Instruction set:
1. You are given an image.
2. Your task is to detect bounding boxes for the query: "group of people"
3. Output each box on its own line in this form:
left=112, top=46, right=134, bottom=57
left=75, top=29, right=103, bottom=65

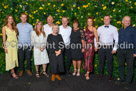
left=2, top=13, right=136, bottom=89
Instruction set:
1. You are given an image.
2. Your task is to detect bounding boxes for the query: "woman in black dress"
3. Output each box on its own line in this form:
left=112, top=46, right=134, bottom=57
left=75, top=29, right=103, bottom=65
left=70, top=19, right=85, bottom=76
left=47, top=24, right=65, bottom=82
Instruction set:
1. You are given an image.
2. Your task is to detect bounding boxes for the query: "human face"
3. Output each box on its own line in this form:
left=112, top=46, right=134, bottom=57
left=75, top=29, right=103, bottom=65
left=53, top=26, right=59, bottom=34
left=62, top=17, right=68, bottom=27
left=104, top=16, right=111, bottom=25
left=37, top=22, right=42, bottom=31
left=8, top=16, right=14, bottom=24
left=122, top=16, right=131, bottom=28
left=47, top=16, right=54, bottom=25
left=20, top=15, right=27, bottom=23
left=87, top=19, right=93, bottom=27
left=73, top=22, right=79, bottom=29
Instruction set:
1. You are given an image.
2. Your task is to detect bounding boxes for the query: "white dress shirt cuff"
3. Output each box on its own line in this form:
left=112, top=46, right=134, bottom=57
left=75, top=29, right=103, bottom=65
left=113, top=46, right=117, bottom=51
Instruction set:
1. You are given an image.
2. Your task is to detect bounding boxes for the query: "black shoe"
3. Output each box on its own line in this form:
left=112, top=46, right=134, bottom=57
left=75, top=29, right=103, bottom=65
left=108, top=76, right=112, bottom=81
left=98, top=74, right=103, bottom=80
left=59, top=72, right=65, bottom=77
left=115, top=80, right=125, bottom=85
left=66, top=71, right=71, bottom=76
left=124, top=83, right=130, bottom=89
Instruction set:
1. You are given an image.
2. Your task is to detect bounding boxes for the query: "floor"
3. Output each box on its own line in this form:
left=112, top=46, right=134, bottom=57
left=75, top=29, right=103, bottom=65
left=0, top=72, right=135, bottom=91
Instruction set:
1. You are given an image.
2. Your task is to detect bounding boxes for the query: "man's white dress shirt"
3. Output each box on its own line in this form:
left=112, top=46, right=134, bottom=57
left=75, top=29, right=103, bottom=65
left=43, top=24, right=53, bottom=40
left=97, top=24, right=118, bottom=51
left=59, top=25, right=72, bottom=46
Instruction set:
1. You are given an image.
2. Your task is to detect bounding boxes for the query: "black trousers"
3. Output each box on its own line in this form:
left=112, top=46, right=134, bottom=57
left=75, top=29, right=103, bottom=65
left=98, top=46, right=113, bottom=76
left=117, top=49, right=134, bottom=84
left=64, top=46, right=72, bottom=72
left=18, top=46, right=32, bottom=70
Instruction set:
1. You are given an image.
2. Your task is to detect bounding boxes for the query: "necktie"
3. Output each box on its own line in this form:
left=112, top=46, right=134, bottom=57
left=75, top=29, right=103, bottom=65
left=104, top=26, right=109, bottom=28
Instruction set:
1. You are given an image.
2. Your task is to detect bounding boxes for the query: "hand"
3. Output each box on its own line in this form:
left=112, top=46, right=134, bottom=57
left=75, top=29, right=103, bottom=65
left=95, top=47, right=98, bottom=52
left=55, top=51, right=58, bottom=54
left=133, top=54, right=136, bottom=57
left=4, top=48, right=8, bottom=53
left=111, top=50, right=116, bottom=54
left=40, top=47, right=44, bottom=52
left=55, top=50, right=61, bottom=56
left=82, top=48, right=85, bottom=53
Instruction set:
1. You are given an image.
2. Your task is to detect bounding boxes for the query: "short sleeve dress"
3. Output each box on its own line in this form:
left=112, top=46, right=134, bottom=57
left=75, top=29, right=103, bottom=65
left=70, top=28, right=85, bottom=60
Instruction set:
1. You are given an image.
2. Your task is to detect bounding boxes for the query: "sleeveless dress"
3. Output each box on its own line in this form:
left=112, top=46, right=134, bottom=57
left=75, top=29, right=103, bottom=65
left=70, top=29, right=85, bottom=60
left=5, top=26, right=18, bottom=71
left=83, top=28, right=94, bottom=72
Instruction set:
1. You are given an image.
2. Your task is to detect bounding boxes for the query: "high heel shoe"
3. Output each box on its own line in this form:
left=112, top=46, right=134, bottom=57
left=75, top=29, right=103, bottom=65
left=76, top=69, right=80, bottom=76
left=11, top=72, right=18, bottom=79
left=40, top=71, right=49, bottom=77
left=72, top=69, right=77, bottom=76
left=86, top=72, right=90, bottom=80
left=36, top=71, right=40, bottom=78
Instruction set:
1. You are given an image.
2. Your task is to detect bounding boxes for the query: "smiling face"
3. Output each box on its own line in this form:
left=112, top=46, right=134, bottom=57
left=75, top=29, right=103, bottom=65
left=20, top=14, right=27, bottom=23
left=52, top=25, right=59, bottom=34
left=8, top=16, right=14, bottom=24
left=36, top=22, right=42, bottom=31
left=62, top=17, right=68, bottom=27
left=87, top=19, right=93, bottom=27
left=73, top=22, right=79, bottom=29
left=47, top=16, right=54, bottom=25
left=122, top=16, right=131, bottom=28
left=104, top=16, right=111, bottom=25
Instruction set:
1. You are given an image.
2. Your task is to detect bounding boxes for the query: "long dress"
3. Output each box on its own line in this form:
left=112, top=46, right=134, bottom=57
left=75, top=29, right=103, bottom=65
left=5, top=26, right=18, bottom=71
left=83, top=28, right=95, bottom=72
left=70, top=28, right=85, bottom=60
left=31, top=31, right=49, bottom=65
left=47, top=34, right=65, bottom=74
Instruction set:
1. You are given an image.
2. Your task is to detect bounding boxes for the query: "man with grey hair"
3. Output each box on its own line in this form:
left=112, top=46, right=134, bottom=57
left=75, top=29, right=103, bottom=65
left=43, top=15, right=54, bottom=39
left=115, top=16, right=136, bottom=89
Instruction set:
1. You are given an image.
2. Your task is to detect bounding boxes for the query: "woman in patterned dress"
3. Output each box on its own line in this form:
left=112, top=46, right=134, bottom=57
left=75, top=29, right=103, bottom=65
left=83, top=16, right=99, bottom=80
left=31, top=21, right=49, bottom=78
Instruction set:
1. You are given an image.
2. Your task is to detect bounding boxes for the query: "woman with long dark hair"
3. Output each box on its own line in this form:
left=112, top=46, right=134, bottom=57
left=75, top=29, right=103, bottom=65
left=2, top=15, right=18, bottom=79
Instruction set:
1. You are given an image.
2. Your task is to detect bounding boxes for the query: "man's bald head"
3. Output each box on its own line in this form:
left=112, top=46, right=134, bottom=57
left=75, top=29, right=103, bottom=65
left=122, top=16, right=131, bottom=28
left=47, top=15, right=54, bottom=25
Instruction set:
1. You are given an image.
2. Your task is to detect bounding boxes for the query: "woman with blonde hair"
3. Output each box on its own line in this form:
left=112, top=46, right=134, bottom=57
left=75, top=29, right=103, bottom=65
left=47, top=24, right=65, bottom=82
left=31, top=21, right=49, bottom=78
left=2, top=15, right=18, bottom=79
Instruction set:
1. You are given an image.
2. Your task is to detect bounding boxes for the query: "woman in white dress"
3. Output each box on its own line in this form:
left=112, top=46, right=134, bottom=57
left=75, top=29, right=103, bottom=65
left=31, top=21, right=49, bottom=78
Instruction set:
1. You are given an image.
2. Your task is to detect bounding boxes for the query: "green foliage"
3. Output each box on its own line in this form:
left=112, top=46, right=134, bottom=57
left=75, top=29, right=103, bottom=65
left=0, top=0, right=136, bottom=81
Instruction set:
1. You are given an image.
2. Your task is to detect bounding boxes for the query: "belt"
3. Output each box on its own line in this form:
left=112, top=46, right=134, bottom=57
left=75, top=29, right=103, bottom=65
left=100, top=45, right=113, bottom=47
